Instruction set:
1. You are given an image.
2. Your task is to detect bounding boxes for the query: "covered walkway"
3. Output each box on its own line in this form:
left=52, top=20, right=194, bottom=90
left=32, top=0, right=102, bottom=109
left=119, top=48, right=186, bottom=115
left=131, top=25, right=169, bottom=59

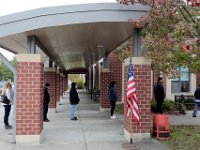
left=0, top=3, right=151, bottom=143
left=0, top=90, right=168, bottom=150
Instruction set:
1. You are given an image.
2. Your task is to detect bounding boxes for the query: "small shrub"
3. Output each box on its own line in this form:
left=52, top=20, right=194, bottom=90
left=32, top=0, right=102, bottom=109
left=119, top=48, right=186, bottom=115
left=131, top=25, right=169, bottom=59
left=115, top=103, right=124, bottom=114
left=162, top=100, right=175, bottom=112
left=72, top=79, right=83, bottom=89
left=151, top=99, right=175, bottom=113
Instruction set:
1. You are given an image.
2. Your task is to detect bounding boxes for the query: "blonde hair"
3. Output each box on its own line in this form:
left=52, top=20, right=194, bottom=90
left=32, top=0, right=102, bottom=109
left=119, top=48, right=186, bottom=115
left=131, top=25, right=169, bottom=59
left=2, top=82, right=11, bottom=94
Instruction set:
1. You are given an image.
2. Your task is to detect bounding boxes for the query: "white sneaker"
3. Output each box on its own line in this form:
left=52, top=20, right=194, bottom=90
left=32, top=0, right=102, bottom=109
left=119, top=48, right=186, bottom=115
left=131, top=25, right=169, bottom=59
left=110, top=115, right=117, bottom=119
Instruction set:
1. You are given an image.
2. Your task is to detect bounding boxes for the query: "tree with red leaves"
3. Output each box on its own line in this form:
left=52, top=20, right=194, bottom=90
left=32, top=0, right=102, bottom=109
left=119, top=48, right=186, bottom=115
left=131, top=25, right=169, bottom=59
left=117, top=0, right=200, bottom=78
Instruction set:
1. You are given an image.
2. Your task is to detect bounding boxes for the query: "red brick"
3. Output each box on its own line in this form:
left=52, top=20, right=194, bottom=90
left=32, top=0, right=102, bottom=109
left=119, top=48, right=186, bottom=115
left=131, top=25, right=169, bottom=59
left=16, top=61, right=43, bottom=135
left=124, top=63, right=152, bottom=134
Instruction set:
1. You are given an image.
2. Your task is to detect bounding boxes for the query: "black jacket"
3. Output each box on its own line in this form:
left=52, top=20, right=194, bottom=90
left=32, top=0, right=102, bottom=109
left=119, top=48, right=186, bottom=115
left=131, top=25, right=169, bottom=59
left=43, top=87, right=50, bottom=104
left=154, top=82, right=165, bottom=101
left=194, top=87, right=200, bottom=99
left=70, top=88, right=80, bottom=105
left=108, top=87, right=117, bottom=102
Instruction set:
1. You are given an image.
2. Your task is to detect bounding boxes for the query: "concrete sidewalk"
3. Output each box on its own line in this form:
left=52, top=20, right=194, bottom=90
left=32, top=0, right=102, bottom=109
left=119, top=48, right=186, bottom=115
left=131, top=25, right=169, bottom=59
left=2, top=91, right=192, bottom=150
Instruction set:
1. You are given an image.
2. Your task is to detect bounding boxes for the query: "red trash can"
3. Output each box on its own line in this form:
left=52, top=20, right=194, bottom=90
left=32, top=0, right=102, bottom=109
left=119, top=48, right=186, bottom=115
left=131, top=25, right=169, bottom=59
left=153, top=114, right=170, bottom=140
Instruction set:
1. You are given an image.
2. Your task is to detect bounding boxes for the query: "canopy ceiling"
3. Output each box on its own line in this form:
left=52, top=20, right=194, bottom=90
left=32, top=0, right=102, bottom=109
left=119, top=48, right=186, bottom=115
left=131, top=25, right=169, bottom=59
left=0, top=3, right=148, bottom=72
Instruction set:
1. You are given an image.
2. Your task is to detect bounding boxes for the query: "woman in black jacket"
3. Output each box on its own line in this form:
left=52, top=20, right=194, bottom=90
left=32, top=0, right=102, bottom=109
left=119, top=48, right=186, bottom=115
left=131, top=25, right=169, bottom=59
left=69, top=82, right=80, bottom=121
left=108, top=81, right=118, bottom=119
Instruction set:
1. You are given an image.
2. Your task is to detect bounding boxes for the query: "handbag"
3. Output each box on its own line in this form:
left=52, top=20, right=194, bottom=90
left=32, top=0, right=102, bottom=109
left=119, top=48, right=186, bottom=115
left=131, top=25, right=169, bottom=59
left=1, top=94, right=10, bottom=104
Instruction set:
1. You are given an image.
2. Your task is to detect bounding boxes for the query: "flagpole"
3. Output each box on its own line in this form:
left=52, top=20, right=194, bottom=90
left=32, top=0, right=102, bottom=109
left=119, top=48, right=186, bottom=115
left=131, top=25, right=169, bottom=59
left=122, top=56, right=141, bottom=149
left=130, top=115, right=133, bottom=144
left=129, top=57, right=133, bottom=144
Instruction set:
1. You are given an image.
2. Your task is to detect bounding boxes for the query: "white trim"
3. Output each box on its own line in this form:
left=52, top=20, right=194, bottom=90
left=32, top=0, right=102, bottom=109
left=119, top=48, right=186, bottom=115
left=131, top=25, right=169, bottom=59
left=99, top=107, right=110, bottom=112
left=16, top=130, right=44, bottom=145
left=0, top=3, right=149, bottom=37
left=124, top=128, right=150, bottom=142
left=16, top=54, right=43, bottom=63
left=166, top=73, right=196, bottom=100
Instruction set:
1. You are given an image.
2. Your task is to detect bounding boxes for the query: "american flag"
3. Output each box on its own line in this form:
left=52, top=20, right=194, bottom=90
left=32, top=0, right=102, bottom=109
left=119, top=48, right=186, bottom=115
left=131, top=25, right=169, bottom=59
left=126, top=59, right=140, bottom=126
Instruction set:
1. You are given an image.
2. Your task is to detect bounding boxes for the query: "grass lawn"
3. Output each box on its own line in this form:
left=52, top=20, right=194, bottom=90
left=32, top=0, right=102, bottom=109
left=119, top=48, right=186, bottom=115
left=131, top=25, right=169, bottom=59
left=114, top=103, right=200, bottom=149
left=161, top=125, right=200, bottom=150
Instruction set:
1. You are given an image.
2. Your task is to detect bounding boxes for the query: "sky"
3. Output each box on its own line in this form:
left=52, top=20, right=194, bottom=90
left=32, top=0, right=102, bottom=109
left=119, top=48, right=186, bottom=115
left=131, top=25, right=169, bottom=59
left=0, top=0, right=116, bottom=60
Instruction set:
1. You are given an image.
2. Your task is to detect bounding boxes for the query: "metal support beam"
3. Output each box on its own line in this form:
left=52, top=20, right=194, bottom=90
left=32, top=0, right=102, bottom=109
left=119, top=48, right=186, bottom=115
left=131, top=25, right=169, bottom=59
left=27, top=36, right=36, bottom=54
left=0, top=52, right=16, bottom=144
left=103, top=54, right=109, bottom=68
left=49, top=60, right=53, bottom=68
left=27, top=35, right=65, bottom=71
left=0, top=53, right=16, bottom=74
left=133, top=28, right=141, bottom=57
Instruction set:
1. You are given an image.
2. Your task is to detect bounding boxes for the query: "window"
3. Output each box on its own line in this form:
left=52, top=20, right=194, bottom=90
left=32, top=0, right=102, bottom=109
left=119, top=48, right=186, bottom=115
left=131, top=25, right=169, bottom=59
left=171, top=67, right=190, bottom=93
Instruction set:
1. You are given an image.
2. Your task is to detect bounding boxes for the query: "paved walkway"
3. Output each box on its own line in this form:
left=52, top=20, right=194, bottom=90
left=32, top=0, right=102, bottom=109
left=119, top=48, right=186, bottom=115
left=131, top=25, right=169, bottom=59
left=0, top=91, right=199, bottom=150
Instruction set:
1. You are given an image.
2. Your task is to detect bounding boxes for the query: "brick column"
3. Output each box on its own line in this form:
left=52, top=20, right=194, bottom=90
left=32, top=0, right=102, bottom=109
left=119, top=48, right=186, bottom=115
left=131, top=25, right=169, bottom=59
left=44, top=68, right=57, bottom=108
left=109, top=52, right=122, bottom=102
left=66, top=75, right=68, bottom=90
left=62, top=75, right=65, bottom=94
left=100, top=68, right=111, bottom=111
left=56, top=72, right=60, bottom=102
left=65, top=74, right=68, bottom=91
left=16, top=54, right=44, bottom=144
left=123, top=57, right=152, bottom=142
left=60, top=73, right=63, bottom=98
left=59, top=74, right=62, bottom=98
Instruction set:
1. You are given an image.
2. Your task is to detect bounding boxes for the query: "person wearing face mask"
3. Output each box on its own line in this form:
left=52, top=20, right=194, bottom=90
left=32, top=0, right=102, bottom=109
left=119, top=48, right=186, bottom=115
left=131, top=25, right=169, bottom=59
left=69, top=82, right=80, bottom=121
left=1, top=81, right=14, bottom=129
left=108, top=81, right=118, bottom=119
left=43, top=82, right=50, bottom=122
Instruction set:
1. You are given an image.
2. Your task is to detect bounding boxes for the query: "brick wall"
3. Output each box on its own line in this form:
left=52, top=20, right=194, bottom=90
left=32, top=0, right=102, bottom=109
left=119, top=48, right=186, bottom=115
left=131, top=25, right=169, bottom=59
left=60, top=74, right=63, bottom=97
left=16, top=55, right=44, bottom=136
left=65, top=74, right=68, bottom=91
left=100, top=70, right=111, bottom=108
left=109, top=52, right=122, bottom=102
left=56, top=73, right=60, bottom=102
left=124, top=59, right=151, bottom=137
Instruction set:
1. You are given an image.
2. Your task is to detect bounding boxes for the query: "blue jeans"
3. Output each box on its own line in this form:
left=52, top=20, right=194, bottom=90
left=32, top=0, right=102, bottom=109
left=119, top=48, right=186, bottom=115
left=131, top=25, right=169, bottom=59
left=70, top=104, right=77, bottom=119
left=193, top=100, right=200, bottom=116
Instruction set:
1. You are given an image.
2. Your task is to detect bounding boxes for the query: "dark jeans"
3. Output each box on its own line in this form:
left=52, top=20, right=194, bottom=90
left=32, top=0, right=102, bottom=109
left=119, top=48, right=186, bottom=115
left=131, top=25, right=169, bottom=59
left=43, top=103, right=49, bottom=120
left=110, top=101, right=116, bottom=116
left=4, top=105, right=11, bottom=126
left=156, top=100, right=164, bottom=114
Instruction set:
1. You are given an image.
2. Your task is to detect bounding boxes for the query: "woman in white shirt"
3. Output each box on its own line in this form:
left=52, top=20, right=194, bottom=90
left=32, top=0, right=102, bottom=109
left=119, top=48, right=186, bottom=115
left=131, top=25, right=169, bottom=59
left=2, top=82, right=14, bottom=129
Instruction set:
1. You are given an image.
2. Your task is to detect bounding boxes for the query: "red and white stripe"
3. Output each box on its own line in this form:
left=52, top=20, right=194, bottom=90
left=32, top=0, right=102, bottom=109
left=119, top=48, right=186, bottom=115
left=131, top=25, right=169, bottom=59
left=126, top=72, right=140, bottom=126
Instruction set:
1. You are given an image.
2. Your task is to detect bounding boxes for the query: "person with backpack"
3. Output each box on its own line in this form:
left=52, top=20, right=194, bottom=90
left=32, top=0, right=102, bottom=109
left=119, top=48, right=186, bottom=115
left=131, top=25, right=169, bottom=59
left=1, top=81, right=14, bottom=129
left=69, top=82, right=80, bottom=121
left=192, top=85, right=200, bottom=117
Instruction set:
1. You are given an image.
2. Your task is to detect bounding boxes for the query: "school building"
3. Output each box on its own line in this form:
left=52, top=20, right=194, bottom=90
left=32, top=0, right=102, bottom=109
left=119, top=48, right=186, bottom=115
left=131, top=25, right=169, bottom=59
left=0, top=2, right=199, bottom=145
